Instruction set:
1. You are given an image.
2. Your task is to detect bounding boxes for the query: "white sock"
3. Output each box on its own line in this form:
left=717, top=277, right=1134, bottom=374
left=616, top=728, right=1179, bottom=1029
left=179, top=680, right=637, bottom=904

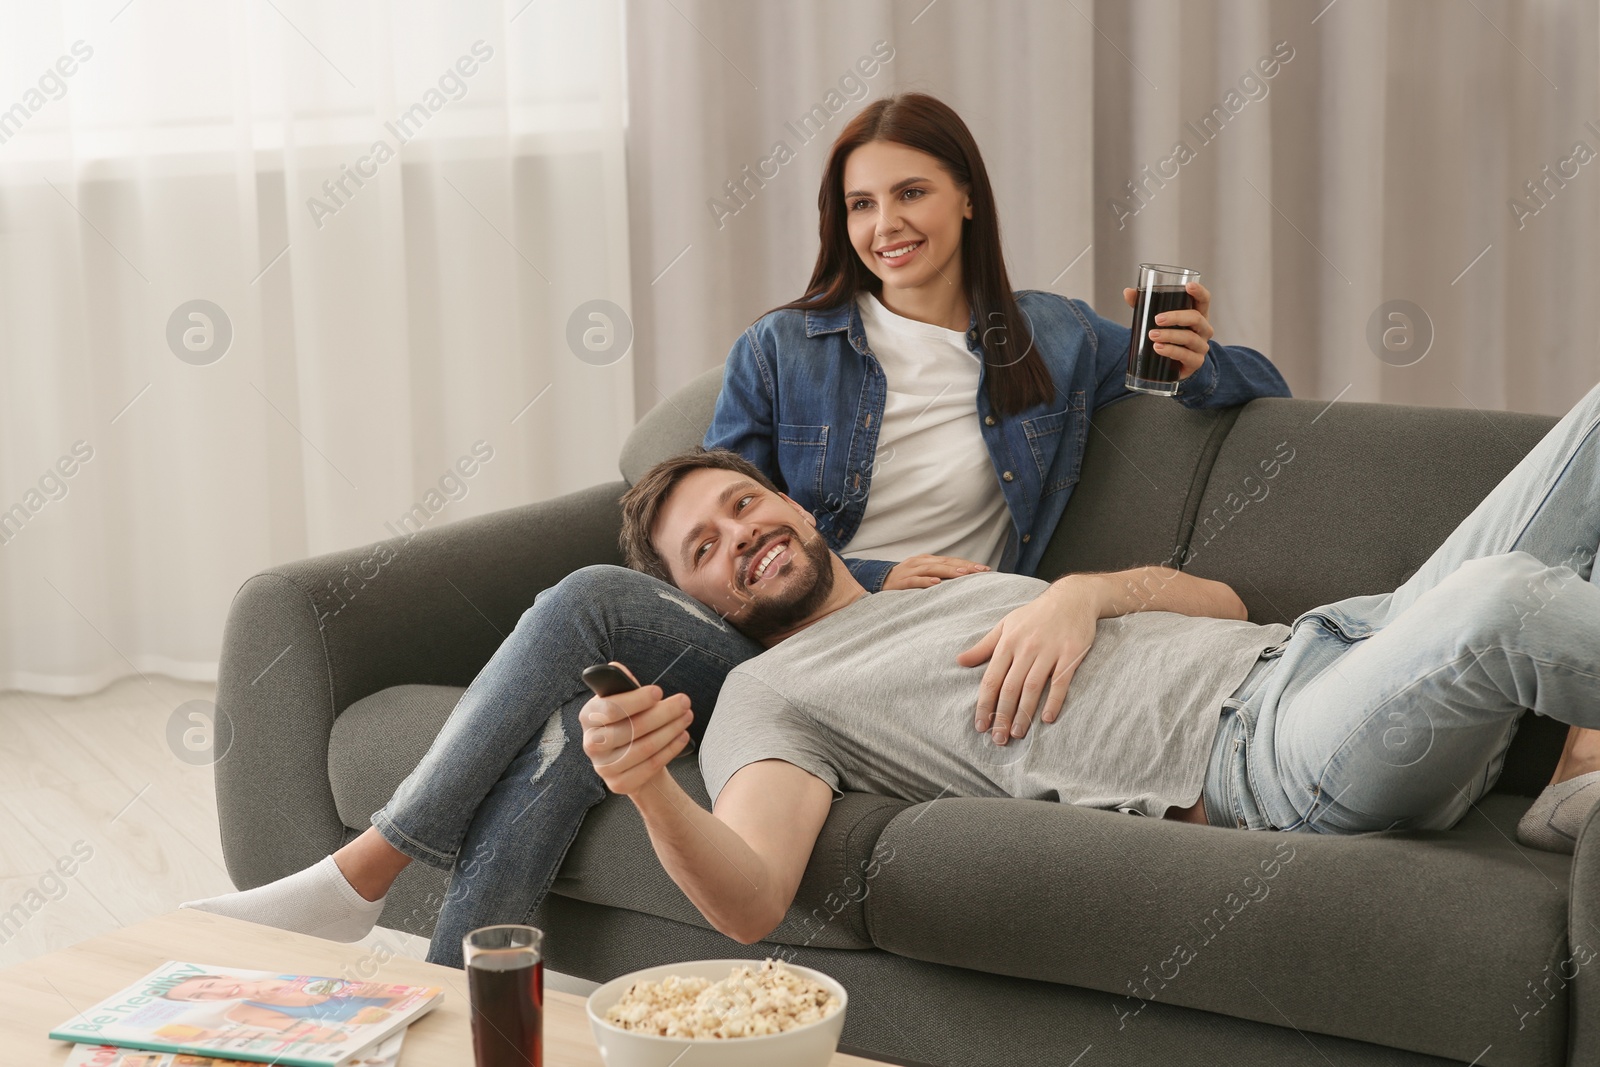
left=181, top=855, right=386, bottom=942
left=1516, top=768, right=1600, bottom=855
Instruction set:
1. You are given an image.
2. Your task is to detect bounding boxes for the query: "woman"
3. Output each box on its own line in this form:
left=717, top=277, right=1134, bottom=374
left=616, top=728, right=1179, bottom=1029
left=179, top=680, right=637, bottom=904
left=183, top=92, right=1289, bottom=965
left=708, top=93, right=1287, bottom=594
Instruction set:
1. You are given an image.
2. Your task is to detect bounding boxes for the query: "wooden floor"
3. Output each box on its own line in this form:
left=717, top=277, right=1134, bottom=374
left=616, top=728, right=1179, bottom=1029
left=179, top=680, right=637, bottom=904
left=0, top=676, right=594, bottom=992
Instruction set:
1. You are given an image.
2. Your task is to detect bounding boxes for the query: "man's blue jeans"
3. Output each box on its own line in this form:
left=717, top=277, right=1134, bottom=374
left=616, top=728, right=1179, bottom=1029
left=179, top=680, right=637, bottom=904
left=1204, top=380, right=1600, bottom=834
left=369, top=565, right=762, bottom=967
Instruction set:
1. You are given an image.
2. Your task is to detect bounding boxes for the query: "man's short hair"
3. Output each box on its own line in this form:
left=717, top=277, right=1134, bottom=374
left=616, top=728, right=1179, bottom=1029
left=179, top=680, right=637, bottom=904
left=618, top=448, right=783, bottom=584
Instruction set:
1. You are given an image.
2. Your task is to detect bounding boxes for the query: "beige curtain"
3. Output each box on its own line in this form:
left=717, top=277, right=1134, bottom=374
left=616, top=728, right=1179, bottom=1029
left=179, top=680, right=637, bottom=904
left=0, top=1, right=632, bottom=693
left=624, top=0, right=1599, bottom=418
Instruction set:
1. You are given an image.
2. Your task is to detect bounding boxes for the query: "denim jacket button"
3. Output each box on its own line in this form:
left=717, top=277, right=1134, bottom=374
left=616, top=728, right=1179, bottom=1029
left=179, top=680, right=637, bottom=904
left=1002, top=470, right=1014, bottom=482
left=1022, top=534, right=1031, bottom=543
left=984, top=415, right=996, bottom=426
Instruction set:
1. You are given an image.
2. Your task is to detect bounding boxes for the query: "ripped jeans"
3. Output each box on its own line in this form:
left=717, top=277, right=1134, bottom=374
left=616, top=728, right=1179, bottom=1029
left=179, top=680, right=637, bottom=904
left=370, top=565, right=762, bottom=967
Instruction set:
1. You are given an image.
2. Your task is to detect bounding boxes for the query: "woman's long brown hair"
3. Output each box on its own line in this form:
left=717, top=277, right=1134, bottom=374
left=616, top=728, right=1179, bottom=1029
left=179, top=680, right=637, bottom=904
left=774, top=92, right=1054, bottom=416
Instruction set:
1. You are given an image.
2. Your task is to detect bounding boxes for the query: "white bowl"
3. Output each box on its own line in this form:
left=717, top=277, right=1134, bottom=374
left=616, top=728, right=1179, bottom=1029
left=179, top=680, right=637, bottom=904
left=586, top=958, right=848, bottom=1067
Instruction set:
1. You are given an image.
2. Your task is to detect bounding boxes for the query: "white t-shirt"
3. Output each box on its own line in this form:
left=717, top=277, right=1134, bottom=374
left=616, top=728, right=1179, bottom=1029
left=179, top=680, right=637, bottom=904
left=846, top=292, right=1012, bottom=569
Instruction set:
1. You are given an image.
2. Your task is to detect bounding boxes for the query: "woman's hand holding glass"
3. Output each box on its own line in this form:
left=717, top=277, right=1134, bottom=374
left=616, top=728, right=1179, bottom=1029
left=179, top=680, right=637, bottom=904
left=1122, top=279, right=1215, bottom=379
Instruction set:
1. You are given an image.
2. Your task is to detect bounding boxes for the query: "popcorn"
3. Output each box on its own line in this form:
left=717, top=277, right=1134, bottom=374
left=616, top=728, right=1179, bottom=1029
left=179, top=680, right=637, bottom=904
left=603, top=959, right=841, bottom=1039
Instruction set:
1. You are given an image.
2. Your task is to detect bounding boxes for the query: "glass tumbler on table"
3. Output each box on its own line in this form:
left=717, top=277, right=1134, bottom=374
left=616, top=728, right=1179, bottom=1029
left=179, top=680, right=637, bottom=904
left=465, top=924, right=543, bottom=1067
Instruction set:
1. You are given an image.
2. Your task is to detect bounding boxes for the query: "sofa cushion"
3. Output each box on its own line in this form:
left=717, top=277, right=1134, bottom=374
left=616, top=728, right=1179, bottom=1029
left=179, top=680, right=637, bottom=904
left=328, top=684, right=466, bottom=831
left=328, top=683, right=909, bottom=950
left=532, top=894, right=1477, bottom=1067
left=864, top=794, right=1572, bottom=1067
left=554, top=759, right=907, bottom=951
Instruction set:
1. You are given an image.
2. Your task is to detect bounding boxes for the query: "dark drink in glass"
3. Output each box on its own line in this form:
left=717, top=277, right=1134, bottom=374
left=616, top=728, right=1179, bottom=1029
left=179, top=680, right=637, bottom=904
left=1126, top=263, right=1200, bottom=396
left=465, top=924, right=543, bottom=1067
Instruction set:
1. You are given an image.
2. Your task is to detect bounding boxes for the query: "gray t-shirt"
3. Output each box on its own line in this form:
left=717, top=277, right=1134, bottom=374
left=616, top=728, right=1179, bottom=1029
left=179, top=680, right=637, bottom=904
left=699, top=572, right=1291, bottom=818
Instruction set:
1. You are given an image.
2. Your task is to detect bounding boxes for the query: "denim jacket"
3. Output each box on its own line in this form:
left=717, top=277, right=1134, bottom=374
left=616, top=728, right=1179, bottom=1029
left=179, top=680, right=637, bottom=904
left=703, top=290, right=1291, bottom=591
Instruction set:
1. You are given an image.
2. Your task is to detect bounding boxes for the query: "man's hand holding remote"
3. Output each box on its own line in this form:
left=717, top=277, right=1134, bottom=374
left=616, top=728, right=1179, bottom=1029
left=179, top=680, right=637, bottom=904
left=579, top=662, right=694, bottom=797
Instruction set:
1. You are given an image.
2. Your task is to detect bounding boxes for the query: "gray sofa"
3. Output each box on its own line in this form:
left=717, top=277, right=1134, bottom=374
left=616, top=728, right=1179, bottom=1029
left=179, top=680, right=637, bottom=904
left=215, top=364, right=1598, bottom=1067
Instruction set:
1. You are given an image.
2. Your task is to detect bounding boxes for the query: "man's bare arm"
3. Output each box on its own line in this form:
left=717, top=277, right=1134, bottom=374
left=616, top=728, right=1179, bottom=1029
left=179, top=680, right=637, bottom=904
left=579, top=668, right=833, bottom=944
left=630, top=760, right=832, bottom=943
left=1064, top=565, right=1248, bottom=622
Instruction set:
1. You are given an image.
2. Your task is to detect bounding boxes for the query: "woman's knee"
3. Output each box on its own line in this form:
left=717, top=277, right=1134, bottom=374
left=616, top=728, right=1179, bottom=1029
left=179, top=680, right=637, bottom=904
left=523, top=564, right=668, bottom=625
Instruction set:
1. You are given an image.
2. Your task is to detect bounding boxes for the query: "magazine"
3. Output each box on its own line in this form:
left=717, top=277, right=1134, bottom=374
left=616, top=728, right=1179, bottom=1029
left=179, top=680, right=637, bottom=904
left=63, top=1031, right=406, bottom=1067
left=49, top=961, right=442, bottom=1067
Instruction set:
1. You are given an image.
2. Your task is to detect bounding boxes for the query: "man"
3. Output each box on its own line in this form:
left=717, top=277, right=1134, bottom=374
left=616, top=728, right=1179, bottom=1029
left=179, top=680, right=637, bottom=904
left=584, top=386, right=1600, bottom=947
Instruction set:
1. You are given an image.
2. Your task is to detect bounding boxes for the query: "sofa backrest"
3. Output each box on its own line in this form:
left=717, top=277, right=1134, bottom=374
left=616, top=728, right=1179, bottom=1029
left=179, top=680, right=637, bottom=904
left=621, top=367, right=1556, bottom=618
left=619, top=364, right=727, bottom=485
left=619, top=367, right=1565, bottom=795
left=1048, top=393, right=1558, bottom=620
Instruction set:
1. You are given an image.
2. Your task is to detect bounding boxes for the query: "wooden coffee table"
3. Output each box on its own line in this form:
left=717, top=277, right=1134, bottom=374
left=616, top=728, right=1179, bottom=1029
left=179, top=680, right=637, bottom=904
left=0, top=909, right=886, bottom=1065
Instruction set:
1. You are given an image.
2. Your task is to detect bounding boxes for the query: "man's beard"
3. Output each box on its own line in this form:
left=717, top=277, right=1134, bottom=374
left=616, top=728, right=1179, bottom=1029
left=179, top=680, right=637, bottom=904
left=729, top=526, right=836, bottom=641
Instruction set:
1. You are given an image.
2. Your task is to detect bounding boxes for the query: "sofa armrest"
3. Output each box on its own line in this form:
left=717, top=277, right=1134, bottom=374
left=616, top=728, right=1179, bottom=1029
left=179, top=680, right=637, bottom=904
left=213, top=480, right=627, bottom=891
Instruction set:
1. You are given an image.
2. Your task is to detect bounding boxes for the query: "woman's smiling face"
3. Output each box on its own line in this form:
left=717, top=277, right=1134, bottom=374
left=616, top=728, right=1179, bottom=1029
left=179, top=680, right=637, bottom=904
left=843, top=140, right=971, bottom=296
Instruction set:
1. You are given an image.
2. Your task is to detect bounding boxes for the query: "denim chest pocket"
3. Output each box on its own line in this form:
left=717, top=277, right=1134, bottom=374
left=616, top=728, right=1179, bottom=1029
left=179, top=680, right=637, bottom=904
left=1021, top=390, right=1088, bottom=495
left=776, top=422, right=829, bottom=502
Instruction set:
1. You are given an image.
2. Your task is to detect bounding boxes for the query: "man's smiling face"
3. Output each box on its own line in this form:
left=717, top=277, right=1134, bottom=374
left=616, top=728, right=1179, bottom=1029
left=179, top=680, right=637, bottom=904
left=651, top=468, right=836, bottom=642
